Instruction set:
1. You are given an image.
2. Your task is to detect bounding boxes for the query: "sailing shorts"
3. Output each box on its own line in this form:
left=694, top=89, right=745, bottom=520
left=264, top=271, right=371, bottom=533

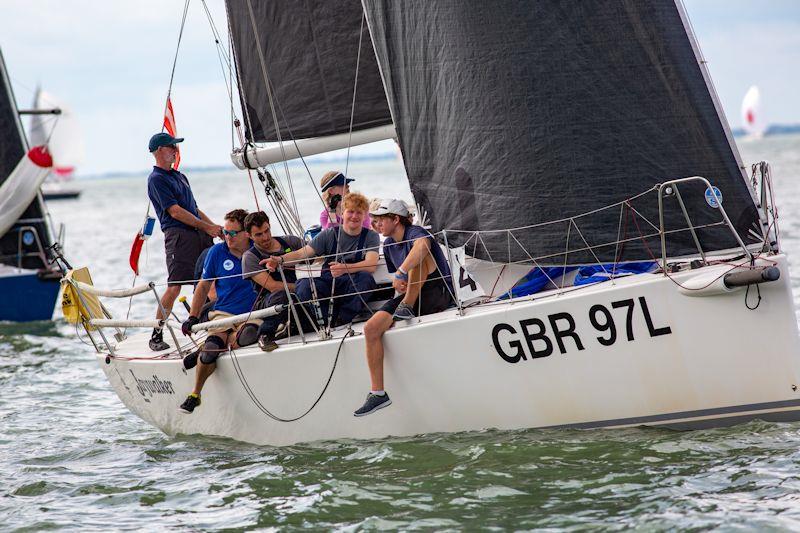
left=164, top=227, right=213, bottom=286
left=379, top=277, right=454, bottom=317
left=205, top=310, right=262, bottom=345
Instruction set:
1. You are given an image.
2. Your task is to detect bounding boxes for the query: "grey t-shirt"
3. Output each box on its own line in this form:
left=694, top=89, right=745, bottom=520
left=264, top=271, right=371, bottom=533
left=242, top=235, right=305, bottom=281
left=310, top=226, right=380, bottom=264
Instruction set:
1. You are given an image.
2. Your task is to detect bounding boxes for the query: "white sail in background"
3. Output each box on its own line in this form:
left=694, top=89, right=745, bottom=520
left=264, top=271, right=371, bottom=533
left=29, top=88, right=85, bottom=178
left=740, top=85, right=765, bottom=138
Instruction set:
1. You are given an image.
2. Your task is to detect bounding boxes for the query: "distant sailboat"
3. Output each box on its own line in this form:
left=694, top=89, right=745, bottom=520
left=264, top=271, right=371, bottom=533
left=0, top=49, right=65, bottom=321
left=741, top=85, right=765, bottom=139
left=29, top=88, right=84, bottom=200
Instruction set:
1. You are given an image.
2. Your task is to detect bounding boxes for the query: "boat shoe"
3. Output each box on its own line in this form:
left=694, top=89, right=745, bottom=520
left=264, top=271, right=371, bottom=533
left=354, top=392, right=392, bottom=417
left=392, top=303, right=415, bottom=321
left=149, top=329, right=170, bottom=351
left=179, top=393, right=201, bottom=414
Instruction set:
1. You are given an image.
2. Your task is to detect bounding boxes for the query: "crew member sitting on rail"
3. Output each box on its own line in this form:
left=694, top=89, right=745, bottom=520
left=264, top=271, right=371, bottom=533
left=263, top=192, right=379, bottom=328
left=354, top=199, right=455, bottom=417
left=240, top=211, right=304, bottom=352
left=178, top=208, right=258, bottom=414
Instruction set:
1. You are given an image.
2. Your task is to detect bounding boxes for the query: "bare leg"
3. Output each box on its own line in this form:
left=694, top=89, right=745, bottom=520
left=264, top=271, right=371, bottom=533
left=363, top=311, right=394, bottom=391
left=192, top=360, right=216, bottom=396
left=192, top=331, right=229, bottom=395
left=157, top=285, right=181, bottom=320
left=402, top=254, right=435, bottom=307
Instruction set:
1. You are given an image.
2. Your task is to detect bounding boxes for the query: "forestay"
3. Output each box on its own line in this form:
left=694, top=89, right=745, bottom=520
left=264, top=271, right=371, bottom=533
left=363, top=0, right=764, bottom=264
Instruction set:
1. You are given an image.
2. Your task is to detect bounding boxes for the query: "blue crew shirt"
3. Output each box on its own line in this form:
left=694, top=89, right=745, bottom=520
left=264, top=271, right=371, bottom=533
left=383, top=225, right=452, bottom=286
left=201, top=242, right=257, bottom=315
left=147, top=166, right=200, bottom=231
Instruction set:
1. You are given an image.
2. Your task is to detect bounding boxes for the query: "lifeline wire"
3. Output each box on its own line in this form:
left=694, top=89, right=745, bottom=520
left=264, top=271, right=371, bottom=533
left=229, top=327, right=354, bottom=422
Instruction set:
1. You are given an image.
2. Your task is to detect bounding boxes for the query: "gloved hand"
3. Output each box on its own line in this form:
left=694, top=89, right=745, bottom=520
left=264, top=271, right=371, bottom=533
left=182, top=315, right=200, bottom=336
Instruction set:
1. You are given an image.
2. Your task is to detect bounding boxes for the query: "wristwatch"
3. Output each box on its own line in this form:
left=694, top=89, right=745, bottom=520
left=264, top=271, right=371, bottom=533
left=395, top=267, right=409, bottom=281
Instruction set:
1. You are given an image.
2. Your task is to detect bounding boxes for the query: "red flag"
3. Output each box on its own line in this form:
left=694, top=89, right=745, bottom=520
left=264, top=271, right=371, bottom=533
left=163, top=97, right=181, bottom=170
left=129, top=233, right=145, bottom=275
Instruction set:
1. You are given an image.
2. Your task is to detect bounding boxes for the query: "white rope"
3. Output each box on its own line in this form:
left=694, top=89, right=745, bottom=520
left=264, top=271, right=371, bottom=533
left=89, top=318, right=181, bottom=329
left=72, top=281, right=154, bottom=298
left=190, top=303, right=285, bottom=332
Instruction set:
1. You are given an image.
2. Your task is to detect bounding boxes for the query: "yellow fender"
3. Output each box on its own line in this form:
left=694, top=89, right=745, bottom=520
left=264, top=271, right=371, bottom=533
left=60, top=267, right=103, bottom=330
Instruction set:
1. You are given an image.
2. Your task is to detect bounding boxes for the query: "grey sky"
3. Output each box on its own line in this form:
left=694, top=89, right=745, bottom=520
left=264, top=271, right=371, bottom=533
left=1, top=0, right=798, bottom=176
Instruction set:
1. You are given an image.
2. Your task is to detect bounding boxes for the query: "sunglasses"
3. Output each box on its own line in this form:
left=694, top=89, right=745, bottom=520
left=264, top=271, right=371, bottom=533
left=222, top=229, right=242, bottom=237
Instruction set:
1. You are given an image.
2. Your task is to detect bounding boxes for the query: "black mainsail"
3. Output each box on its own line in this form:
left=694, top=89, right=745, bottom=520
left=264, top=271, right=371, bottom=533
left=0, top=48, right=53, bottom=270
left=363, top=0, right=762, bottom=263
left=225, top=0, right=393, bottom=143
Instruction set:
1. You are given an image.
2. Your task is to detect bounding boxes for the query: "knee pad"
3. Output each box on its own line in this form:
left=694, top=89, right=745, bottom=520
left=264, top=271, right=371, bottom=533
left=199, top=335, right=225, bottom=364
left=236, top=323, right=259, bottom=347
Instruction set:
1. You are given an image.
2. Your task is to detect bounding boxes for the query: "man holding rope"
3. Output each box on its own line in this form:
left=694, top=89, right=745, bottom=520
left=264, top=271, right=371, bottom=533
left=178, top=209, right=258, bottom=414
left=263, top=192, right=379, bottom=330
left=355, top=199, right=455, bottom=416
left=146, top=132, right=222, bottom=352
left=241, top=211, right=304, bottom=352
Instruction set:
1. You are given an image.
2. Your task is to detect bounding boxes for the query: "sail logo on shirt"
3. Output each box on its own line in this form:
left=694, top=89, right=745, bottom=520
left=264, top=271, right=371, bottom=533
left=223, top=259, right=235, bottom=271
left=491, top=296, right=671, bottom=363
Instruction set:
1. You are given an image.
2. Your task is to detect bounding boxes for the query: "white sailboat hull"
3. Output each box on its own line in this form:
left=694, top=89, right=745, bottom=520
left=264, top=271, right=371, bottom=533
left=99, top=254, right=800, bottom=445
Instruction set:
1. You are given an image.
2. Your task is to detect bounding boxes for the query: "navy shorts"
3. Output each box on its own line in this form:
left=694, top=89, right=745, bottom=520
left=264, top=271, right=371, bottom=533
left=164, top=227, right=213, bottom=286
left=379, top=277, right=454, bottom=316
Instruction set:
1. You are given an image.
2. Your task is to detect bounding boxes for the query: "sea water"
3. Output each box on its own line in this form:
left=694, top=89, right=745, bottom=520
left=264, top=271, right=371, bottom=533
left=3, top=137, right=800, bottom=530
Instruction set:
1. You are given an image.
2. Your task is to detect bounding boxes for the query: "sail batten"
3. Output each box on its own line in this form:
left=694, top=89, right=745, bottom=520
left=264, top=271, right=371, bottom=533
left=363, top=0, right=762, bottom=263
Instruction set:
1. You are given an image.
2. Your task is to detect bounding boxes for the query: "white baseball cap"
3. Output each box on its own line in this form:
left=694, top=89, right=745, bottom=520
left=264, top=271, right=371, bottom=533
left=370, top=198, right=410, bottom=217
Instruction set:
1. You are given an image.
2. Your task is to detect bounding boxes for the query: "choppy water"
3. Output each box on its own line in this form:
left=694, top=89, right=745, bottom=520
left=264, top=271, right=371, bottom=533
left=3, top=141, right=800, bottom=530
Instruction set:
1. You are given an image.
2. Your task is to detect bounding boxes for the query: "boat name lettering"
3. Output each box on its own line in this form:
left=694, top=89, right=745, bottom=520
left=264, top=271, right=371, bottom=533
left=129, top=370, right=175, bottom=402
left=492, top=296, right=671, bottom=363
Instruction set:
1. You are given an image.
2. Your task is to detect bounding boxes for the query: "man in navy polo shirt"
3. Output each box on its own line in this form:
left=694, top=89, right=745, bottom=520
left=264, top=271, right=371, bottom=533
left=146, top=132, right=222, bottom=352
left=355, top=199, right=455, bottom=417
left=178, top=209, right=258, bottom=414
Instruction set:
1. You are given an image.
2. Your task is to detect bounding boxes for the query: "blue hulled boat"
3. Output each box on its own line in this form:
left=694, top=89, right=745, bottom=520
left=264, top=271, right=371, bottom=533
left=0, top=48, right=63, bottom=322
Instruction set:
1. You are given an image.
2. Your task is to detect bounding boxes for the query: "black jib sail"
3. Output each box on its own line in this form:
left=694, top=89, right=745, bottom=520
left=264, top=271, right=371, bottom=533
left=363, top=0, right=763, bottom=264
left=225, top=0, right=393, bottom=143
left=0, top=48, right=53, bottom=270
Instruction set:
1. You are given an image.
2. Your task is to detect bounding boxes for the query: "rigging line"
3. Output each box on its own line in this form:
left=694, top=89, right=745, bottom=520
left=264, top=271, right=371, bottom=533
left=444, top=185, right=661, bottom=236
left=570, top=219, right=612, bottom=281
left=229, top=328, right=353, bottom=423
left=560, top=220, right=572, bottom=293
left=199, top=0, right=239, bottom=153
left=226, top=1, right=257, bottom=147
left=345, top=13, right=366, bottom=178
left=163, top=0, right=192, bottom=120
left=199, top=0, right=237, bottom=121
left=613, top=203, right=626, bottom=274
left=198, top=0, right=260, bottom=213
left=507, top=231, right=559, bottom=293
left=223, top=264, right=349, bottom=420
left=226, top=0, right=278, bottom=218
left=243, top=0, right=301, bottom=220
left=264, top=166, right=303, bottom=236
